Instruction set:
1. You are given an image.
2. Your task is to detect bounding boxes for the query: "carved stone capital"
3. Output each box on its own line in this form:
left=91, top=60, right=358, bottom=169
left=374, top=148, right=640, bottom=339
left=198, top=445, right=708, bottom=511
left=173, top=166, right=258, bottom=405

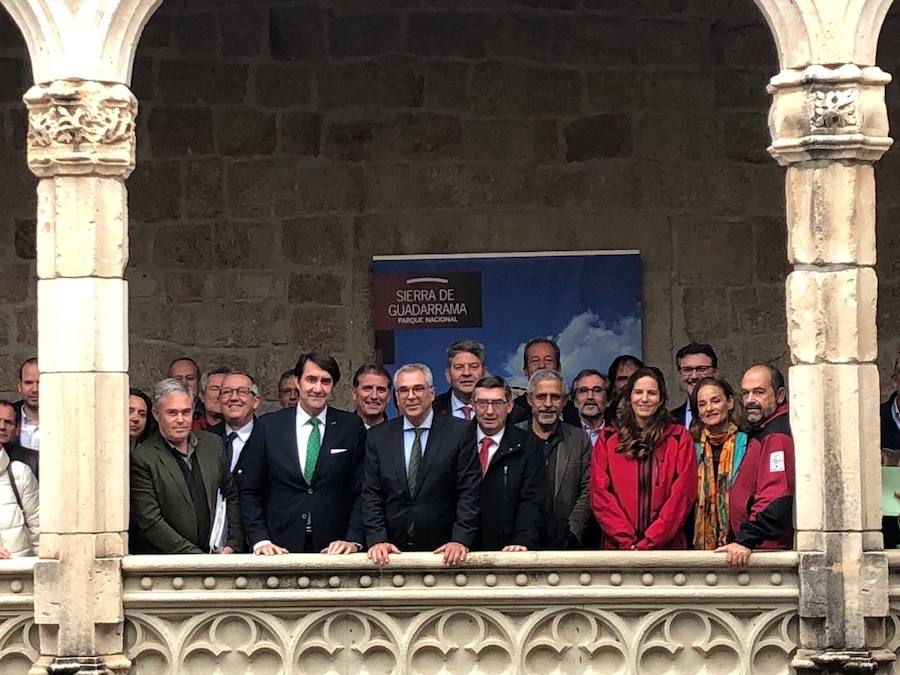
left=24, top=80, right=137, bottom=179
left=767, top=64, right=893, bottom=166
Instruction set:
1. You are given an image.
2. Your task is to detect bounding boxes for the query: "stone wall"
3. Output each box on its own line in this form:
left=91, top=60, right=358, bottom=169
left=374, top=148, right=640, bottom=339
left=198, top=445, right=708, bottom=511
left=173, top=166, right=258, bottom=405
left=0, top=0, right=897, bottom=406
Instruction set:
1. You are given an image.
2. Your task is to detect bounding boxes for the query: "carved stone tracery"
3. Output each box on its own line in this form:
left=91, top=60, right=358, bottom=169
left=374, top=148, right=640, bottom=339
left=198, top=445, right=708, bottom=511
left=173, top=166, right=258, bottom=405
left=24, top=79, right=137, bottom=178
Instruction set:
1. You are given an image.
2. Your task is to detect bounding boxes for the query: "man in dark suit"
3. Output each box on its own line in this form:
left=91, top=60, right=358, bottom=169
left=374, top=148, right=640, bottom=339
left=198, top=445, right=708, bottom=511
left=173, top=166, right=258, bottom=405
left=364, top=363, right=481, bottom=565
left=516, top=369, right=594, bottom=549
left=13, top=357, right=40, bottom=452
left=508, top=339, right=579, bottom=426
left=207, top=371, right=262, bottom=482
left=239, top=353, right=366, bottom=555
left=472, top=376, right=545, bottom=551
left=129, top=379, right=244, bottom=554
left=881, top=355, right=900, bottom=548
left=670, top=342, right=718, bottom=428
left=432, top=340, right=486, bottom=420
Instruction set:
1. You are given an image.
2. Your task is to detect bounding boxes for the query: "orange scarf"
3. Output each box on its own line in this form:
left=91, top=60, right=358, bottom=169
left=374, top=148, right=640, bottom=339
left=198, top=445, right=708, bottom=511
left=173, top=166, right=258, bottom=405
left=694, top=424, right=737, bottom=550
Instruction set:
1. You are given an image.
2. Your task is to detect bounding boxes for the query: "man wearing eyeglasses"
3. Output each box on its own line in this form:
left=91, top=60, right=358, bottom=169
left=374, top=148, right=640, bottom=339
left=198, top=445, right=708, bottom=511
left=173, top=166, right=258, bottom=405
left=239, top=353, right=367, bottom=556
left=571, top=369, right=610, bottom=446
left=207, top=371, right=262, bottom=480
left=364, top=363, right=480, bottom=566
left=671, top=342, right=719, bottom=429
left=517, top=369, right=593, bottom=549
left=472, top=376, right=546, bottom=551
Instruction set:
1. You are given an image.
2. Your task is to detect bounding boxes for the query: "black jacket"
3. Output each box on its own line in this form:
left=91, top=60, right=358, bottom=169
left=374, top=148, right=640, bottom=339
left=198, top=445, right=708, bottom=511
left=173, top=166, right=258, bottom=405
left=882, top=394, right=900, bottom=451
left=363, top=412, right=481, bottom=551
left=476, top=425, right=546, bottom=550
left=671, top=402, right=689, bottom=427
left=207, top=418, right=261, bottom=480
left=238, top=405, right=366, bottom=552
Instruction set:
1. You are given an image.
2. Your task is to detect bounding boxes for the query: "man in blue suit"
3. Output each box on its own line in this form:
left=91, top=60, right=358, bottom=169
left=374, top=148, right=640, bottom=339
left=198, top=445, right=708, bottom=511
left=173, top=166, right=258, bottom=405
left=238, top=352, right=366, bottom=555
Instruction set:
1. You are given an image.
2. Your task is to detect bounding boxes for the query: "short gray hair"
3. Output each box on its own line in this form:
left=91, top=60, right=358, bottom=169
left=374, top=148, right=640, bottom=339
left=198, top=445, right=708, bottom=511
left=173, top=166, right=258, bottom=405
left=200, top=367, right=231, bottom=393
left=393, top=363, right=434, bottom=389
left=223, top=370, right=260, bottom=397
left=153, top=378, right=194, bottom=411
left=527, top=368, right=566, bottom=394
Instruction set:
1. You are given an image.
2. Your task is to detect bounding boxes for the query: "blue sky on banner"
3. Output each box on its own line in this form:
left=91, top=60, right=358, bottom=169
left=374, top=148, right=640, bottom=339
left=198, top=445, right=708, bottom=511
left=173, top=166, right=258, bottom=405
left=372, top=252, right=642, bottom=396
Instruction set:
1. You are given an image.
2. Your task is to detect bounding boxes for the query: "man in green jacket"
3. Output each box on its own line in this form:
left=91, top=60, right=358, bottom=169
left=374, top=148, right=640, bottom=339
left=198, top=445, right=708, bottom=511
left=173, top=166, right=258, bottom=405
left=129, top=378, right=244, bottom=554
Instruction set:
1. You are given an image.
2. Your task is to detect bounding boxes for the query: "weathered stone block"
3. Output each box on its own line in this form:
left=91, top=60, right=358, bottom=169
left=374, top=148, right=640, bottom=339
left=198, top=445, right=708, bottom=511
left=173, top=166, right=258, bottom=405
left=226, top=160, right=297, bottom=219
left=129, top=161, right=181, bottom=222
left=674, top=219, right=754, bottom=286
left=787, top=164, right=876, bottom=265
left=148, top=107, right=215, bottom=157
left=0, top=58, right=26, bottom=103
left=393, top=113, right=464, bottom=159
left=283, top=217, right=351, bottom=267
left=579, top=18, right=637, bottom=66
left=533, top=120, right=560, bottom=163
left=406, top=12, right=501, bottom=58
left=14, top=218, right=35, bottom=259
left=712, top=21, right=776, bottom=67
left=269, top=5, right=326, bottom=62
left=470, top=62, right=527, bottom=116
left=279, top=112, right=322, bottom=157
left=714, top=68, right=770, bottom=108
left=564, top=115, right=632, bottom=161
left=536, top=167, right=588, bottom=207
left=786, top=268, right=878, bottom=364
left=289, top=272, right=346, bottom=305
left=214, top=223, right=278, bottom=268
left=159, top=59, right=248, bottom=105
left=38, top=278, right=127, bottom=373
left=153, top=224, right=214, bottom=269
left=296, top=165, right=363, bottom=212
left=729, top=285, right=786, bottom=336
left=175, top=13, right=217, bottom=55
left=38, top=372, right=129, bottom=533
left=525, top=68, right=582, bottom=115
left=220, top=6, right=265, bottom=58
left=682, top=286, right=732, bottom=340
left=586, top=69, right=644, bottom=111
left=417, top=165, right=483, bottom=207
left=329, top=14, right=402, bottom=58
left=255, top=64, right=313, bottom=107
left=424, top=63, right=470, bottom=111
left=36, top=177, right=128, bottom=279
left=363, top=164, right=417, bottom=211
left=210, top=272, right=286, bottom=301
left=634, top=20, right=712, bottom=67
left=161, top=271, right=211, bottom=303
left=215, top=110, right=276, bottom=155
left=790, top=364, right=882, bottom=535
left=291, top=305, right=347, bottom=351
left=463, top=119, right=532, bottom=162
left=724, top=112, right=771, bottom=163
left=500, top=13, right=580, bottom=65
left=15, top=305, right=35, bottom=344
left=184, top=158, right=224, bottom=218
left=324, top=120, right=391, bottom=161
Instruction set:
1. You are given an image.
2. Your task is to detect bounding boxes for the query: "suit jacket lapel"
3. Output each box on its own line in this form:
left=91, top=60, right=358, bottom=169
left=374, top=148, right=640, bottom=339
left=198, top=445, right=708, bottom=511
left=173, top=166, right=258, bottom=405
left=488, top=432, right=518, bottom=472
left=391, top=420, right=411, bottom=496
left=281, top=408, right=304, bottom=482
left=195, top=439, right=220, bottom=517
left=312, top=408, right=339, bottom=483
left=553, top=427, right=569, bottom=499
left=417, top=414, right=448, bottom=491
left=156, top=442, right=195, bottom=510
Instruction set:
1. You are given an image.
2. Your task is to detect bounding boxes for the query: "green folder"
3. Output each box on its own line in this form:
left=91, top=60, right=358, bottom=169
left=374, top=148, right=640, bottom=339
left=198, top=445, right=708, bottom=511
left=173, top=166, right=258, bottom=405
left=882, top=467, right=900, bottom=517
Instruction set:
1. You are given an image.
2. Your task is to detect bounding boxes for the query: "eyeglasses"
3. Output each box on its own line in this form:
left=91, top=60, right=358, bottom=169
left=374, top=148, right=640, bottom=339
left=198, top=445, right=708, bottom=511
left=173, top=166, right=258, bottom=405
left=574, top=386, right=607, bottom=396
left=397, top=385, right=430, bottom=397
left=680, top=366, right=714, bottom=376
left=219, top=387, right=255, bottom=398
left=474, top=399, right=507, bottom=410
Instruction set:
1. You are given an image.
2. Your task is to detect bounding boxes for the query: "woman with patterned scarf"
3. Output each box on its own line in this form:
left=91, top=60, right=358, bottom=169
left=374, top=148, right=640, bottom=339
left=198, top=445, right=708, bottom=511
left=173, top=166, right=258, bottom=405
left=688, top=377, right=748, bottom=550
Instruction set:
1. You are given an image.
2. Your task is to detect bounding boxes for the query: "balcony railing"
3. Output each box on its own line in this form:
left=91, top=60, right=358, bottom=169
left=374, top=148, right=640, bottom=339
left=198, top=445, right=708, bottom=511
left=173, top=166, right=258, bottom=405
left=121, top=551, right=799, bottom=674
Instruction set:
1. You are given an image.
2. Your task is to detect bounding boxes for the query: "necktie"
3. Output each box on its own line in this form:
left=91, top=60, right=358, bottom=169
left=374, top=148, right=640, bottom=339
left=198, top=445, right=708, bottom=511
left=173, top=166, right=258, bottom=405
left=224, top=431, right=238, bottom=470
left=462, top=405, right=473, bottom=421
left=304, top=418, right=321, bottom=484
left=479, top=437, right=492, bottom=474
left=408, top=427, right=424, bottom=496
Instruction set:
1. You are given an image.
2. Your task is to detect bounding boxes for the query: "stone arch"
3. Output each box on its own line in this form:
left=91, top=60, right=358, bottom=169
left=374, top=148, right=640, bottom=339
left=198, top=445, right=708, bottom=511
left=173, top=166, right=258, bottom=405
left=752, top=0, right=894, bottom=69
left=0, top=0, right=162, bottom=83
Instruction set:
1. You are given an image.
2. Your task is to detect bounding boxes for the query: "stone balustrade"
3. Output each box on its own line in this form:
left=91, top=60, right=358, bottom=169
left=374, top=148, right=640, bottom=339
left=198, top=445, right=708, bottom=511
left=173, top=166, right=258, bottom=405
left=120, top=551, right=799, bottom=674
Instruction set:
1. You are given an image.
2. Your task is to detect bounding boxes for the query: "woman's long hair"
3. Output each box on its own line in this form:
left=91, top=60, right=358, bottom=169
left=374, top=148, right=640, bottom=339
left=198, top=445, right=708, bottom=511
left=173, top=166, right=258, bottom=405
left=615, top=367, right=672, bottom=460
left=130, top=387, right=157, bottom=447
left=687, top=376, right=746, bottom=441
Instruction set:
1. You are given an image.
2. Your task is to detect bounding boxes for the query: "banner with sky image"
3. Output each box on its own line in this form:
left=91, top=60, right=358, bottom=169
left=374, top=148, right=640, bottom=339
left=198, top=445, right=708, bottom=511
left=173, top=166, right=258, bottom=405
left=372, top=251, right=642, bottom=414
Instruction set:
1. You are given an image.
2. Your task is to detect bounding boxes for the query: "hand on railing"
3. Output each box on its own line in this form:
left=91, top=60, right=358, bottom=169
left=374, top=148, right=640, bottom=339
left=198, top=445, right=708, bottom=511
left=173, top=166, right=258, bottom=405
left=434, top=542, right=468, bottom=566
left=368, top=542, right=400, bottom=564
left=321, top=540, right=362, bottom=555
left=715, top=542, right=751, bottom=567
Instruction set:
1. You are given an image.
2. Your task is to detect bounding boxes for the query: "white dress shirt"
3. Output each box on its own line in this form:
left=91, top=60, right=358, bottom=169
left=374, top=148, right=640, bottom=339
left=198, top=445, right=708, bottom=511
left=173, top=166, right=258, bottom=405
left=475, top=427, right=505, bottom=466
left=19, top=408, right=39, bottom=451
left=225, top=418, right=254, bottom=472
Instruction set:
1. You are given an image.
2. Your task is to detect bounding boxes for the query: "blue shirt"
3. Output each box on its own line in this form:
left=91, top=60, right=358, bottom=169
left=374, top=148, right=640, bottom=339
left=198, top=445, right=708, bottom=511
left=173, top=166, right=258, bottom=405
left=402, top=409, right=434, bottom=472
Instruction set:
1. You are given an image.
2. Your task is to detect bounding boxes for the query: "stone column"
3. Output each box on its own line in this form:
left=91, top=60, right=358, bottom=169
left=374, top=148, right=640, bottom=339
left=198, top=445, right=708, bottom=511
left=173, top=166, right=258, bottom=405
left=767, top=61, right=894, bottom=672
left=25, top=79, right=136, bottom=675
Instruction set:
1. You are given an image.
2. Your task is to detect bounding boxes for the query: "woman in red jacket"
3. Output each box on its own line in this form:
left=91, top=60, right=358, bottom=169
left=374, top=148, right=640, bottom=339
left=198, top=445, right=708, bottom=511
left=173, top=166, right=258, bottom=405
left=590, top=367, right=697, bottom=550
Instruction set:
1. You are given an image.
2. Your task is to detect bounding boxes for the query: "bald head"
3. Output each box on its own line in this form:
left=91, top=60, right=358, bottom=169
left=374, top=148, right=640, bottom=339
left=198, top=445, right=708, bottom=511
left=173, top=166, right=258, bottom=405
left=740, top=364, right=786, bottom=426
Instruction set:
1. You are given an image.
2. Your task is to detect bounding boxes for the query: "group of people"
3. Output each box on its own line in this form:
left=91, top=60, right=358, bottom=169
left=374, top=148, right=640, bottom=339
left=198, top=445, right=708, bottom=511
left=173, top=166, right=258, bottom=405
left=2, top=343, right=898, bottom=563
left=124, top=340, right=797, bottom=566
